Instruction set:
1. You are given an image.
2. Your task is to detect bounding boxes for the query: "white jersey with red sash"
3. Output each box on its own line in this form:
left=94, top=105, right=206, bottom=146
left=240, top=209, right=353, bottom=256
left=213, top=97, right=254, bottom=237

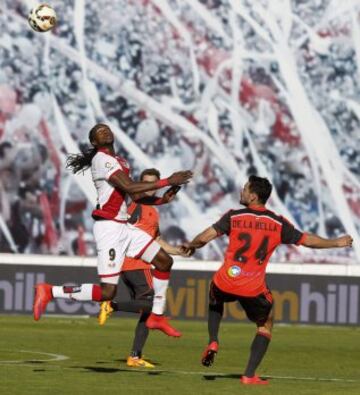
left=91, top=148, right=130, bottom=222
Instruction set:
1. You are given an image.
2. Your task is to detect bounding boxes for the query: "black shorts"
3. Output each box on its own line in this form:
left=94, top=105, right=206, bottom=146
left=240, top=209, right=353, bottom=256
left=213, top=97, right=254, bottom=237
left=209, top=281, right=273, bottom=326
left=120, top=269, right=154, bottom=302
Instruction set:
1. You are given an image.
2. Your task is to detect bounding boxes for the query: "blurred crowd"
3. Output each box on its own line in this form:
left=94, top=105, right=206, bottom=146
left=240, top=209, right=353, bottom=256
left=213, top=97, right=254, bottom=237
left=0, top=0, right=358, bottom=262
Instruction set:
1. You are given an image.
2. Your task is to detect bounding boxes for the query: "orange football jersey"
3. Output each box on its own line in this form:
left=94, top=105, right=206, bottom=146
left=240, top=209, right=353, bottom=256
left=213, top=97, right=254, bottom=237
left=212, top=205, right=305, bottom=297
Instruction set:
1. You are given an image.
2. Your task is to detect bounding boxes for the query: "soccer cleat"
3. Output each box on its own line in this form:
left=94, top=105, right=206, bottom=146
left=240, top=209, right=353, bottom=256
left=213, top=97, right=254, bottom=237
left=126, top=356, right=154, bottom=368
left=98, top=301, right=114, bottom=325
left=33, top=283, right=53, bottom=321
left=240, top=375, right=269, bottom=385
left=146, top=313, right=182, bottom=337
left=201, top=341, right=218, bottom=367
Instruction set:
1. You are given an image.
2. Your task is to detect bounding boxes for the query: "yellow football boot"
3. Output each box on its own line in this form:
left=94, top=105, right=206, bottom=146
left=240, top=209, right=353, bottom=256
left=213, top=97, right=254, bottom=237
left=97, top=301, right=114, bottom=325
left=126, top=356, right=155, bottom=368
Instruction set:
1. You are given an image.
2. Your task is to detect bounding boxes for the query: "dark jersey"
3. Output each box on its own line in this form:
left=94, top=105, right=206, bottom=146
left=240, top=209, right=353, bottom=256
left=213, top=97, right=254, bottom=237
left=212, top=205, right=305, bottom=297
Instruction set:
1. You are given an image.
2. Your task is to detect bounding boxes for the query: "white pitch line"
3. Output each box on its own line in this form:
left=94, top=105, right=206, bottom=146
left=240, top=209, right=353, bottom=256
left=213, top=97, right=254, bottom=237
left=1, top=358, right=358, bottom=383
left=120, top=368, right=359, bottom=383
left=0, top=350, right=69, bottom=364
left=262, top=374, right=359, bottom=383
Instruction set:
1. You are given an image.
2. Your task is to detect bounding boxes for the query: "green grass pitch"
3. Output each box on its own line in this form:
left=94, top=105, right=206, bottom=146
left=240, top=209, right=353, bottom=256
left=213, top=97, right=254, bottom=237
left=0, top=316, right=359, bottom=395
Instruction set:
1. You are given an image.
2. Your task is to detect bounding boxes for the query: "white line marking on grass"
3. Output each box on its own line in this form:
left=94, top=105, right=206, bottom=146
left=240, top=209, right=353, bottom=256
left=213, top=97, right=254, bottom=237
left=122, top=368, right=359, bottom=383
left=0, top=350, right=69, bottom=364
left=1, top=360, right=358, bottom=383
left=44, top=314, right=91, bottom=319
left=262, top=374, right=358, bottom=383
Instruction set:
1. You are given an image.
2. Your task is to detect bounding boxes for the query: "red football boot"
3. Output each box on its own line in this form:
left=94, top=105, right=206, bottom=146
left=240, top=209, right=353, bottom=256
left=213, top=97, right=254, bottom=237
left=240, top=375, right=269, bottom=385
left=146, top=313, right=182, bottom=337
left=33, top=283, right=53, bottom=321
left=201, top=341, right=218, bottom=367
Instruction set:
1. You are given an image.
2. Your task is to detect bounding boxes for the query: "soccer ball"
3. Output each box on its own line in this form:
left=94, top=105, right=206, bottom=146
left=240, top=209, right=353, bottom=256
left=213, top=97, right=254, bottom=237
left=28, top=4, right=57, bottom=33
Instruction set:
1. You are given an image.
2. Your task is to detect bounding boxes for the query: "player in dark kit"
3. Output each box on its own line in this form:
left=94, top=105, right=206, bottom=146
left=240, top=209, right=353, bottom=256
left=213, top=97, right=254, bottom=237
left=182, top=175, right=353, bottom=385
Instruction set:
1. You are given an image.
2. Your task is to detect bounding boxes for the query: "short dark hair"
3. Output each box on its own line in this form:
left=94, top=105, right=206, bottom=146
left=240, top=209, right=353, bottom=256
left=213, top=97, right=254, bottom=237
left=140, top=168, right=161, bottom=181
left=248, top=175, right=272, bottom=204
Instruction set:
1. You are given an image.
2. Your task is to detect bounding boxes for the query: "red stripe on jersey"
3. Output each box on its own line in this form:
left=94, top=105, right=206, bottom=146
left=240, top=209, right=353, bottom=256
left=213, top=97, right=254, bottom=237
left=134, top=238, right=155, bottom=260
left=107, top=168, right=123, bottom=181
left=97, top=147, right=116, bottom=157
left=117, top=157, right=130, bottom=176
left=101, top=189, right=124, bottom=217
left=92, top=152, right=130, bottom=220
left=99, top=271, right=121, bottom=278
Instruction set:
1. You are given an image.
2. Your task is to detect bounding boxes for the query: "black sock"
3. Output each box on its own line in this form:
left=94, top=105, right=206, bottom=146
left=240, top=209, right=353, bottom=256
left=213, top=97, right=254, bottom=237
left=130, top=350, right=142, bottom=358
left=111, top=300, right=152, bottom=314
left=131, top=312, right=150, bottom=357
left=208, top=302, right=224, bottom=343
left=244, top=333, right=271, bottom=377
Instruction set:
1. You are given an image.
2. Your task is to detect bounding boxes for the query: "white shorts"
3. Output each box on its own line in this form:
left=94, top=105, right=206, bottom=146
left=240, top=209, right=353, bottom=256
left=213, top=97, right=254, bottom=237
left=93, top=220, right=161, bottom=284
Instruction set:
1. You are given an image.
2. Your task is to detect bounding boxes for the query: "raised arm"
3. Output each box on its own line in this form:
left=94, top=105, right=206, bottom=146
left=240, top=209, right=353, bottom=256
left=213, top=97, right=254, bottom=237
left=301, top=234, right=353, bottom=249
left=131, top=186, right=181, bottom=206
left=109, top=170, right=192, bottom=195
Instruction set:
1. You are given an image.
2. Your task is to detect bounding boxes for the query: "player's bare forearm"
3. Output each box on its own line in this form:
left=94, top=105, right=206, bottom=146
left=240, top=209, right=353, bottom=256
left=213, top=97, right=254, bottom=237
left=131, top=186, right=181, bottom=205
left=180, top=227, right=218, bottom=257
left=131, top=194, right=163, bottom=205
left=188, top=227, right=219, bottom=249
left=157, top=238, right=182, bottom=255
left=302, top=233, right=353, bottom=249
left=110, top=170, right=192, bottom=195
left=110, top=172, right=167, bottom=194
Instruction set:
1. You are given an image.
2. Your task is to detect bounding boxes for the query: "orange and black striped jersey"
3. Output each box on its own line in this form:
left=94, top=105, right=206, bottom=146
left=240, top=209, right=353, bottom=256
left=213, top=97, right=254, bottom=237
left=212, top=205, right=306, bottom=297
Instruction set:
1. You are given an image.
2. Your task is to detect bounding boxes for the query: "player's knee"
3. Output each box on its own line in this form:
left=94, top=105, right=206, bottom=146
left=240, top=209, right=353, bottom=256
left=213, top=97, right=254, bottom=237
left=100, top=284, right=117, bottom=300
left=261, top=313, right=274, bottom=334
left=265, top=318, right=273, bottom=333
left=152, top=249, right=173, bottom=272
left=162, top=253, right=173, bottom=271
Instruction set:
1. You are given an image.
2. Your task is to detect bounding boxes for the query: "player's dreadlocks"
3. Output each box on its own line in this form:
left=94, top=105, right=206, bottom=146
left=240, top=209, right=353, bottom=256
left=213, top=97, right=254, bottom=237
left=66, top=124, right=107, bottom=174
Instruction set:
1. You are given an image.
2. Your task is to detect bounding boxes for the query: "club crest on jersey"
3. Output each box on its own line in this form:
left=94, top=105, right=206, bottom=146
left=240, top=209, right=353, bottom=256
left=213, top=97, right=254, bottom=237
left=227, top=265, right=242, bottom=277
left=105, top=162, right=112, bottom=168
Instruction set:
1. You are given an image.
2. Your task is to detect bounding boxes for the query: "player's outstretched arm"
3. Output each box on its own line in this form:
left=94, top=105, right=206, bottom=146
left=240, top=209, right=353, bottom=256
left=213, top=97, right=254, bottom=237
left=157, top=237, right=188, bottom=257
left=301, top=234, right=353, bottom=249
left=131, top=186, right=181, bottom=206
left=109, top=170, right=192, bottom=194
left=181, top=226, right=219, bottom=256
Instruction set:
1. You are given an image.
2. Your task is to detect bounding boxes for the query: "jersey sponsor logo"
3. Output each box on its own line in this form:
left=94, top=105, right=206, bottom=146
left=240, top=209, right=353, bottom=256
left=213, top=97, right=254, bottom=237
left=227, top=265, right=242, bottom=277
left=226, top=266, right=263, bottom=279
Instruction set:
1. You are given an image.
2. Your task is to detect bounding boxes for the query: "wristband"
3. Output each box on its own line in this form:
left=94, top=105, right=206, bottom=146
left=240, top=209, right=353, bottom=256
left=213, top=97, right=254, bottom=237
left=156, top=178, right=170, bottom=188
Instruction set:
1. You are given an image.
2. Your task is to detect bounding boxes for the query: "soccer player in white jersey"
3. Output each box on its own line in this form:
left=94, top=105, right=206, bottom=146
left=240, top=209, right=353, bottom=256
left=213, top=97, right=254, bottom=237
left=33, top=123, right=193, bottom=336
